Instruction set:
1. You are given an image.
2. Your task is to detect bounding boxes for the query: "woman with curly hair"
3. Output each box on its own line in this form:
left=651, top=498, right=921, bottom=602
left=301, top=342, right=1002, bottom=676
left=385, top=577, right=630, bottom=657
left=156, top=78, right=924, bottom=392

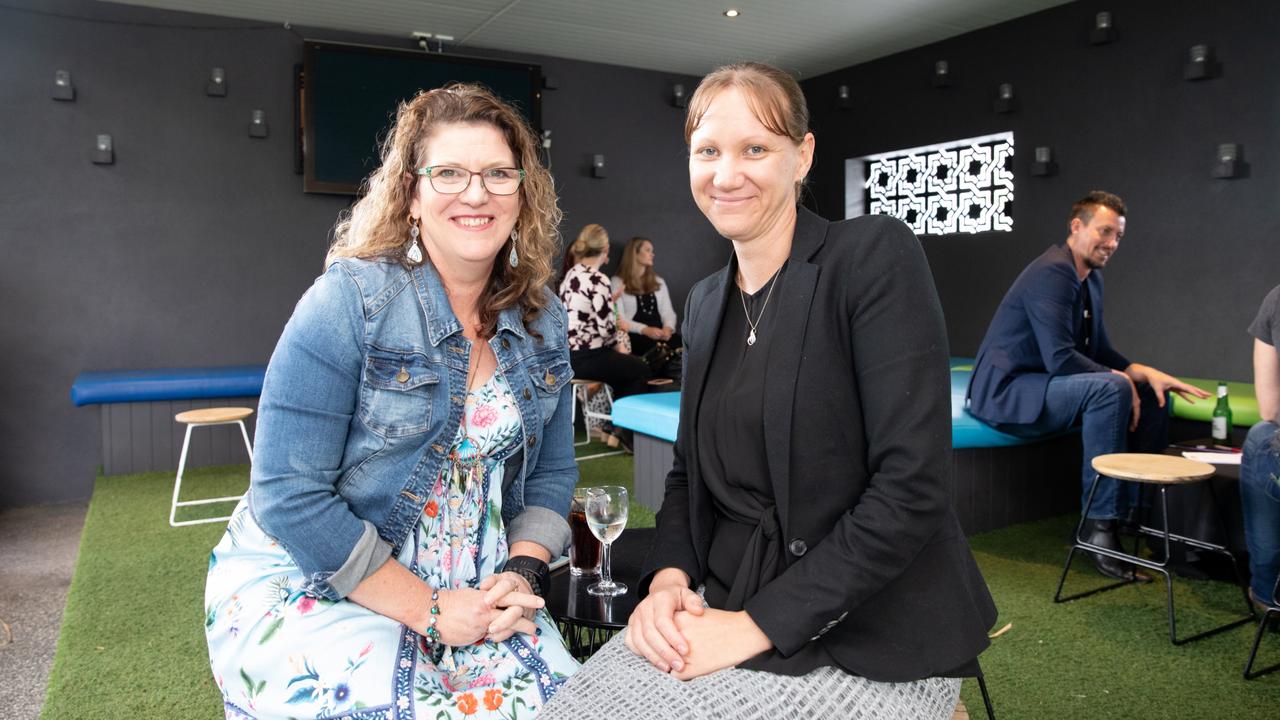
left=205, top=84, right=579, bottom=719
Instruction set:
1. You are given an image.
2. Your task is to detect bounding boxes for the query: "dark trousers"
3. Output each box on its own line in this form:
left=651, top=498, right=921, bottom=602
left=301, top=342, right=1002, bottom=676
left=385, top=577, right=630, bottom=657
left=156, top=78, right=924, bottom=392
left=570, top=347, right=652, bottom=398
left=996, top=373, right=1168, bottom=520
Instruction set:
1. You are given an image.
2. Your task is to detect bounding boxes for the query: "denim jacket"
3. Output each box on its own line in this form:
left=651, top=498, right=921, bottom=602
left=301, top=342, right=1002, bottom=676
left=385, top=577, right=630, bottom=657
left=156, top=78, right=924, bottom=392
left=248, top=257, right=578, bottom=601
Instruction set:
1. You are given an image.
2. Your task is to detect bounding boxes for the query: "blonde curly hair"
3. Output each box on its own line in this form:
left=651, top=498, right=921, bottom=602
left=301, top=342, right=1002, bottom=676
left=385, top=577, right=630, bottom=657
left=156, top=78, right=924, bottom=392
left=327, top=83, right=562, bottom=336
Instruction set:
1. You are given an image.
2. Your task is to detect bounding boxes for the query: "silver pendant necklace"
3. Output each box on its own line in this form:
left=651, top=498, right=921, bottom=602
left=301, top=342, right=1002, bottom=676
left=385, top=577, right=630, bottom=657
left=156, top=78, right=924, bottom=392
left=738, top=268, right=781, bottom=347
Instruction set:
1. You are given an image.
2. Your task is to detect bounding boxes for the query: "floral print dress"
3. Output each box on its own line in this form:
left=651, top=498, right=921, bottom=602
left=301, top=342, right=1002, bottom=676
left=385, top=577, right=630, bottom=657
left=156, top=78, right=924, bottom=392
left=205, top=373, right=578, bottom=719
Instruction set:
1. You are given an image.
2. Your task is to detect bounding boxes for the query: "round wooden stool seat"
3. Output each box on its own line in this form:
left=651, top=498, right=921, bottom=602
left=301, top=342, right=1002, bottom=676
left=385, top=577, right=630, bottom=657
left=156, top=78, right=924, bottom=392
left=175, top=407, right=254, bottom=424
left=1090, top=452, right=1215, bottom=484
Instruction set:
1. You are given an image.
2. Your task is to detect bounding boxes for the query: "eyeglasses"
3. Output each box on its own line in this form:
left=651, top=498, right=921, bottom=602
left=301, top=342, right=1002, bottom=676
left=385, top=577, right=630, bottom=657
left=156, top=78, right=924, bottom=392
left=414, top=166, right=525, bottom=195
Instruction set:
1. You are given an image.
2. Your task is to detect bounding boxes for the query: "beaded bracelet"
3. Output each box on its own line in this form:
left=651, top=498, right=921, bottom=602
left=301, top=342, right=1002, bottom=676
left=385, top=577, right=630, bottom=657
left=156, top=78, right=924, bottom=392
left=425, top=589, right=442, bottom=645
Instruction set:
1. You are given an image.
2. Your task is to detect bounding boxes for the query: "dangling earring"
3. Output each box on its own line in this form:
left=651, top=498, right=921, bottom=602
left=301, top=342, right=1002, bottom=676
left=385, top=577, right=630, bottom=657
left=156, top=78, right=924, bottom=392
left=405, top=215, right=423, bottom=264
left=507, top=229, right=520, bottom=268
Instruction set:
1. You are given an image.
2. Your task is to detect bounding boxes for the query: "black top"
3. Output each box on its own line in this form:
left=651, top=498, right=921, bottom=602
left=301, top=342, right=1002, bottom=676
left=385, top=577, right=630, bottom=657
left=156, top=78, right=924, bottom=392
left=632, top=292, right=663, bottom=329
left=1079, top=280, right=1094, bottom=352
left=696, top=264, right=837, bottom=675
left=629, top=291, right=664, bottom=357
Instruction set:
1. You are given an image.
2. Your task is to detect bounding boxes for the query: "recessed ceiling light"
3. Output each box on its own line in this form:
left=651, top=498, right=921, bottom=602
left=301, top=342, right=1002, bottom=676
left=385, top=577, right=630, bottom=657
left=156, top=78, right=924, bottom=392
left=723, top=9, right=740, bottom=18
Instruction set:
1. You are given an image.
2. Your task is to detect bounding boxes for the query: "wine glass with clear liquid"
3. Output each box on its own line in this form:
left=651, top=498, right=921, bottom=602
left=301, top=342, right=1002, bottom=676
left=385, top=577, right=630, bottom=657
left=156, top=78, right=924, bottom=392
left=585, top=486, right=628, bottom=596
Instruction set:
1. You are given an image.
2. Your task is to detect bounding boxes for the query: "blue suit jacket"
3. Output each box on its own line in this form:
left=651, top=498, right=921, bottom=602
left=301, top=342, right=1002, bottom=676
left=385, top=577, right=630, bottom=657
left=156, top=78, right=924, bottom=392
left=967, top=244, right=1130, bottom=425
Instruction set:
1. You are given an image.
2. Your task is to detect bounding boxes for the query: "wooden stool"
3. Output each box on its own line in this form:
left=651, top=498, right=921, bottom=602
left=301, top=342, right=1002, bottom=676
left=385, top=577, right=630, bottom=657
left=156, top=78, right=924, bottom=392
left=170, top=407, right=254, bottom=527
left=1054, top=453, right=1256, bottom=644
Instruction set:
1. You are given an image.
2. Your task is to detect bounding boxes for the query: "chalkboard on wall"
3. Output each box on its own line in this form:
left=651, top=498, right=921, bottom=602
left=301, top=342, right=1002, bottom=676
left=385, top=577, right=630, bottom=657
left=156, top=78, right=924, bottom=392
left=302, top=41, right=542, bottom=195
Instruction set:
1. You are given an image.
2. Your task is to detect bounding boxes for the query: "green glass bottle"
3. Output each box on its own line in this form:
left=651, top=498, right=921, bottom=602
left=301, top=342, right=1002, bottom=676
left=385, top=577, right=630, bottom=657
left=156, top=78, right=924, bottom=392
left=1211, top=381, right=1232, bottom=445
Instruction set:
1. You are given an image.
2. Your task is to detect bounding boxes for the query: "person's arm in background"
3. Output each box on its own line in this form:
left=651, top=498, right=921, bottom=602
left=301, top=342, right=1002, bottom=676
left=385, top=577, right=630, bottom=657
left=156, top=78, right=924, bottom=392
left=655, top=278, right=678, bottom=340
left=1255, top=338, right=1280, bottom=423
left=610, top=276, right=634, bottom=331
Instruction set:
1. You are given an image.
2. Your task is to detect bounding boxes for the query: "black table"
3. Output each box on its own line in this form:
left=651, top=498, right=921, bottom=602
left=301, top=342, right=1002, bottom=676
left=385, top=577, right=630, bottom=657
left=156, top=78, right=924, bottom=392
left=548, top=528, right=654, bottom=659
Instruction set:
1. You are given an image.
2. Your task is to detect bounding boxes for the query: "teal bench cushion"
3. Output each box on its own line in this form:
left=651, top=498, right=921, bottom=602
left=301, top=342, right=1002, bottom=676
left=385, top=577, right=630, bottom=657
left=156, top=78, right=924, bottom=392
left=611, top=392, right=680, bottom=443
left=609, top=360, right=1057, bottom=450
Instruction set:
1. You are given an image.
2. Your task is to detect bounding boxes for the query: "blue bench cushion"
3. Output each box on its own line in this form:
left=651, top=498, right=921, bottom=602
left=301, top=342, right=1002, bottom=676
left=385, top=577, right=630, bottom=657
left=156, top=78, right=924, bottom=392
left=949, top=367, right=1040, bottom=448
left=71, top=365, right=267, bottom=406
left=609, top=360, right=1067, bottom=450
left=611, top=392, right=680, bottom=443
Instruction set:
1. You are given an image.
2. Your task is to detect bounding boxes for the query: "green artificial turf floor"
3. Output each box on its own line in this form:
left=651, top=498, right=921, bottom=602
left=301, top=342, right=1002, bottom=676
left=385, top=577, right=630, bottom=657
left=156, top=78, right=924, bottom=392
left=40, top=441, right=1280, bottom=719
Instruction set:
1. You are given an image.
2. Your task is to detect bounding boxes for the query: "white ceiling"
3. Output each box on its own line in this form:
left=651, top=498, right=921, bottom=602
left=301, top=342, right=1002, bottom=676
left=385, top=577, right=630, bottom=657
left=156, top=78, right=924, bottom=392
left=103, top=0, right=1072, bottom=78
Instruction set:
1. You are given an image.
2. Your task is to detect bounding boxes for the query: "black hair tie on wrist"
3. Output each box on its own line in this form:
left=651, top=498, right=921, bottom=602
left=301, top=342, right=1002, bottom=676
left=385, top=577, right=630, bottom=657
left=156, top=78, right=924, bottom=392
left=501, top=555, right=550, bottom=599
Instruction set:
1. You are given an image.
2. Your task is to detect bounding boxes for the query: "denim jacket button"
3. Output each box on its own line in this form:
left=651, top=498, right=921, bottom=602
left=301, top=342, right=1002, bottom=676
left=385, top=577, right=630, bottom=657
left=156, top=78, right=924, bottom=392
left=523, top=388, right=532, bottom=400
left=544, top=370, right=556, bottom=386
left=527, top=435, right=537, bottom=447
left=501, top=338, right=511, bottom=349
left=431, top=443, right=445, bottom=453
left=396, top=367, right=410, bottom=383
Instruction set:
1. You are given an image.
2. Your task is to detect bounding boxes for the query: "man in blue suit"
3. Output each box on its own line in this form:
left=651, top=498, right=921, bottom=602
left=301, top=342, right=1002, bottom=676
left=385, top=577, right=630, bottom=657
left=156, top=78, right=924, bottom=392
left=968, top=191, right=1209, bottom=580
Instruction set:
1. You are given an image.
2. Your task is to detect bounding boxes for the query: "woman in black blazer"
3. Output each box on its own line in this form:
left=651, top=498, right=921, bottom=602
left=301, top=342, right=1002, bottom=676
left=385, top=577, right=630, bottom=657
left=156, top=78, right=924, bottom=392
left=542, top=62, right=996, bottom=720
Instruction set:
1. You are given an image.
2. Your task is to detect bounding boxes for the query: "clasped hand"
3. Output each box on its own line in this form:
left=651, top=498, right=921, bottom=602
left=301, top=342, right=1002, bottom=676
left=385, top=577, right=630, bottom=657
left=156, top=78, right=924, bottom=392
left=437, top=572, right=543, bottom=644
left=625, top=570, right=771, bottom=680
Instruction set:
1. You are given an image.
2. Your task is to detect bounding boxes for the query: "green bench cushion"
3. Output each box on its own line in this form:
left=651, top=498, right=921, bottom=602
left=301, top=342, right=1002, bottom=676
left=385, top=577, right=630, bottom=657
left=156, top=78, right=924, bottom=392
left=1167, top=378, right=1259, bottom=427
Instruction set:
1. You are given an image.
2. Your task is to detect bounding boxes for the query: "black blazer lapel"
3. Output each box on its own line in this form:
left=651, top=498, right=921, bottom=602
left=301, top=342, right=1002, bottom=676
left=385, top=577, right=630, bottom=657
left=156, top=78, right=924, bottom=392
left=762, top=208, right=827, bottom=533
left=682, top=262, right=732, bottom=566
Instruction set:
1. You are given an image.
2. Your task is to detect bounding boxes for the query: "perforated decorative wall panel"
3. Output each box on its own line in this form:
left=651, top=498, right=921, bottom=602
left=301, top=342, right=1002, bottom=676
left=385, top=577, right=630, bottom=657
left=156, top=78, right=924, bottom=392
left=846, top=132, right=1014, bottom=235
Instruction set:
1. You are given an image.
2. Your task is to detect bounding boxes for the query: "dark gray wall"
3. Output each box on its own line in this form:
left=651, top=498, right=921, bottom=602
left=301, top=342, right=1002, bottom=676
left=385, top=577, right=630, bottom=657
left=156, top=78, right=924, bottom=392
left=803, top=0, right=1278, bottom=379
left=0, top=0, right=716, bottom=507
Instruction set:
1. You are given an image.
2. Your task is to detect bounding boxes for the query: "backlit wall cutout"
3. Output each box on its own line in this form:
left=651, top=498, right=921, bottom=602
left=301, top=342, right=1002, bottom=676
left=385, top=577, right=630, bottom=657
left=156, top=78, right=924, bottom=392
left=845, top=132, right=1014, bottom=235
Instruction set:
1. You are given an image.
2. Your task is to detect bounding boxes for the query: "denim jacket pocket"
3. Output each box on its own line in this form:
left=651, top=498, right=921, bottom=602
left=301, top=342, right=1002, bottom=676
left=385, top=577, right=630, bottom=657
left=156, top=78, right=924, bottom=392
left=359, top=349, right=439, bottom=437
left=528, top=359, right=573, bottom=425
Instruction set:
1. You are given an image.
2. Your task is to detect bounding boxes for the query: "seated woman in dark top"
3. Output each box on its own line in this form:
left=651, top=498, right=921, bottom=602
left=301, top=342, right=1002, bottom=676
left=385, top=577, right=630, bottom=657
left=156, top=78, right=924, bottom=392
left=611, top=236, right=681, bottom=359
left=541, top=62, right=996, bottom=720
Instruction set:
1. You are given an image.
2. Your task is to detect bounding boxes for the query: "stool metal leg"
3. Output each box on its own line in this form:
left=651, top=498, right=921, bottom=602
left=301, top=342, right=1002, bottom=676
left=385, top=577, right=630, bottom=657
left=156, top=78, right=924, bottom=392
left=1244, top=606, right=1280, bottom=679
left=1205, top=478, right=1258, bottom=619
left=1145, top=485, right=1255, bottom=645
left=975, top=665, right=996, bottom=720
left=170, top=420, right=252, bottom=527
left=1057, top=473, right=1255, bottom=643
left=1055, top=473, right=1139, bottom=603
left=236, top=419, right=254, bottom=459
left=169, top=423, right=197, bottom=527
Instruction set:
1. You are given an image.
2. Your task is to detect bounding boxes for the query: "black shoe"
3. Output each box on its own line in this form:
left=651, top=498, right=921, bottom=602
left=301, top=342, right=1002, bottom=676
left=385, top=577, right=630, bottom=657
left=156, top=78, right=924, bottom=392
left=1250, top=588, right=1277, bottom=615
left=1083, top=519, right=1152, bottom=583
left=606, top=428, right=634, bottom=454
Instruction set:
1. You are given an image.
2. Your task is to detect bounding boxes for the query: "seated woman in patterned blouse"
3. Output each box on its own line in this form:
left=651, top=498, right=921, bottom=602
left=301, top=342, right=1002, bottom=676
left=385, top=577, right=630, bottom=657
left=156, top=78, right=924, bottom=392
left=558, top=224, right=652, bottom=400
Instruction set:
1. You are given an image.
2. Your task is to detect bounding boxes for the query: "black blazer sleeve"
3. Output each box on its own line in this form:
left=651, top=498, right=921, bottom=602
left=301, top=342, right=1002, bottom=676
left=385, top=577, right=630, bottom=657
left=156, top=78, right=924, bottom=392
left=741, top=219, right=957, bottom=654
